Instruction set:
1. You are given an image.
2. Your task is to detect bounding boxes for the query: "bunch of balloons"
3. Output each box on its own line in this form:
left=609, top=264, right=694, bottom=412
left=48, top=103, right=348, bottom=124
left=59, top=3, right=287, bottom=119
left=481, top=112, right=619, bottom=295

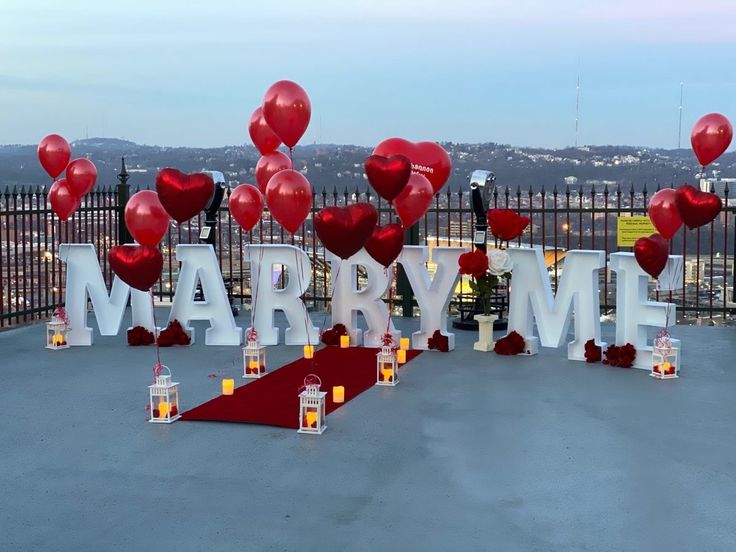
left=636, top=113, right=731, bottom=279
left=38, top=134, right=98, bottom=221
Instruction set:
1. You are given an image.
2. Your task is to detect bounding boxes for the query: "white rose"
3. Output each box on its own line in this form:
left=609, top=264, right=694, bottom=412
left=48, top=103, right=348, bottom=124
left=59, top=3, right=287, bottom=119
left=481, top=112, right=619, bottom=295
left=487, top=248, right=512, bottom=276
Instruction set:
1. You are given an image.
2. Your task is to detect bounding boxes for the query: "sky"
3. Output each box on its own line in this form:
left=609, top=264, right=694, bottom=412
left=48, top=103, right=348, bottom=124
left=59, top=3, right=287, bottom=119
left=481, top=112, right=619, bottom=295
left=1, top=0, right=735, bottom=149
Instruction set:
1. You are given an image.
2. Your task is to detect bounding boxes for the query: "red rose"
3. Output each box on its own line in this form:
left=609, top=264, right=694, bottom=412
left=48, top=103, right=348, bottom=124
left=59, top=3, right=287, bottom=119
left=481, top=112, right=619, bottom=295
left=157, top=319, right=190, bottom=347
left=494, top=331, right=525, bottom=355
left=321, top=324, right=348, bottom=346
left=603, top=343, right=636, bottom=368
left=458, top=248, right=489, bottom=278
left=427, top=330, right=449, bottom=352
left=584, top=339, right=602, bottom=363
left=487, top=209, right=530, bottom=241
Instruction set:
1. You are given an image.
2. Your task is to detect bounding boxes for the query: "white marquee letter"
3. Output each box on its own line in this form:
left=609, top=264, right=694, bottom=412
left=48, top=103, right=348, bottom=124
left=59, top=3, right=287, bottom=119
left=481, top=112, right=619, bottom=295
left=169, top=244, right=241, bottom=345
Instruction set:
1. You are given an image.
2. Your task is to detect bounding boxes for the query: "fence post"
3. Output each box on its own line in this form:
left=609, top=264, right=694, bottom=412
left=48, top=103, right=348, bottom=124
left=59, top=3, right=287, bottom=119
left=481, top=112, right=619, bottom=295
left=116, top=157, right=132, bottom=245
left=397, top=223, right=419, bottom=317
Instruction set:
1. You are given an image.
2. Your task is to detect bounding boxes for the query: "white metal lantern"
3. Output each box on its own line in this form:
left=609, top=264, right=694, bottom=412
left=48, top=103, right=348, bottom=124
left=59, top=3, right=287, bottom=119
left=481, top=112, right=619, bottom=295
left=149, top=366, right=181, bottom=423
left=243, top=339, right=267, bottom=378
left=298, top=375, right=326, bottom=434
left=376, top=346, right=399, bottom=386
left=651, top=345, right=679, bottom=380
left=45, top=318, right=69, bottom=350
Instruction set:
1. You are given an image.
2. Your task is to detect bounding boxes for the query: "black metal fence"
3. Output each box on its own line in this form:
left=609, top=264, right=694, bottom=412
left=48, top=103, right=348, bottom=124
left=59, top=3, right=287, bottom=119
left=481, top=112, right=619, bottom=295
left=2, top=176, right=734, bottom=328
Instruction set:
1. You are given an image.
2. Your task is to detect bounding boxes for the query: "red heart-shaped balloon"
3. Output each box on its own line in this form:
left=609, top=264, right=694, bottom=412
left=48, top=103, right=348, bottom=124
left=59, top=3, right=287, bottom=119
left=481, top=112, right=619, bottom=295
left=229, top=183, right=264, bottom=232
left=674, top=184, right=722, bottom=230
left=365, top=223, right=404, bottom=268
left=108, top=245, right=163, bottom=291
left=49, top=178, right=80, bottom=221
left=374, top=138, right=451, bottom=193
left=155, top=168, right=215, bottom=223
left=315, top=203, right=378, bottom=260
left=634, top=233, right=669, bottom=279
left=364, top=154, right=411, bottom=201
left=647, top=188, right=682, bottom=239
left=265, top=170, right=312, bottom=234
left=391, top=173, right=434, bottom=228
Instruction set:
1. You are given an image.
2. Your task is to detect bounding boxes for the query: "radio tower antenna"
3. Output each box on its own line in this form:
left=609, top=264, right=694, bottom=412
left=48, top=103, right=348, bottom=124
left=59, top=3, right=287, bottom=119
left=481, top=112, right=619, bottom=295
left=677, top=81, right=684, bottom=149
left=575, top=73, right=581, bottom=147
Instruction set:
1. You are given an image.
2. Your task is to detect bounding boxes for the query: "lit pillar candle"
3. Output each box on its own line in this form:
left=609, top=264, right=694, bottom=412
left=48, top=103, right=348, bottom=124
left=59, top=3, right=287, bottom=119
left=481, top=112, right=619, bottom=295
left=304, top=345, right=315, bottom=359
left=248, top=360, right=259, bottom=374
left=305, top=410, right=318, bottom=428
left=333, top=386, right=345, bottom=403
left=399, top=337, right=410, bottom=351
left=158, top=401, right=169, bottom=418
left=340, top=335, right=350, bottom=348
left=54, top=333, right=63, bottom=346
left=381, top=367, right=393, bottom=382
left=397, top=349, right=407, bottom=364
left=222, top=378, right=235, bottom=395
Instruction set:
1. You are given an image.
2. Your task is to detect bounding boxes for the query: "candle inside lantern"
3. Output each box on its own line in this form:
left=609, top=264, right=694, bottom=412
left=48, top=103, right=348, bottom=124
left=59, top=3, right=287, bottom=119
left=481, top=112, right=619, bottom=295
left=54, top=332, right=63, bottom=346
left=222, top=378, right=235, bottom=395
left=399, top=337, right=410, bottom=351
left=305, top=410, right=318, bottom=428
left=333, top=385, right=345, bottom=403
left=340, top=335, right=350, bottom=348
left=397, top=349, right=407, bottom=364
left=381, top=367, right=393, bottom=382
left=158, top=401, right=169, bottom=418
left=248, top=360, right=259, bottom=374
left=304, top=345, right=315, bottom=359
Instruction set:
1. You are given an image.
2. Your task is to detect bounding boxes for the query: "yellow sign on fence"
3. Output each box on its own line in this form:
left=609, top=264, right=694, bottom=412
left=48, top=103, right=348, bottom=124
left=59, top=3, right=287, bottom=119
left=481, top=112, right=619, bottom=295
left=616, top=215, right=656, bottom=247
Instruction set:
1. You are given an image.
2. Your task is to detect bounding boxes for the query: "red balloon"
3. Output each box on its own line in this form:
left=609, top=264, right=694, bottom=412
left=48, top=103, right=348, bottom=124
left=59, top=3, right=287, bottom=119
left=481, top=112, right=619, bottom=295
left=691, top=113, right=733, bottom=167
left=109, top=245, right=163, bottom=291
left=262, top=80, right=311, bottom=149
left=634, top=233, right=669, bottom=279
left=229, top=184, right=264, bottom=232
left=65, top=158, right=97, bottom=197
left=314, top=203, right=377, bottom=260
left=265, top=170, right=312, bottom=234
left=125, top=190, right=170, bottom=246
left=248, top=107, right=282, bottom=155
left=365, top=223, right=404, bottom=268
left=364, top=154, right=411, bottom=201
left=38, top=134, right=71, bottom=179
left=373, top=138, right=452, bottom=194
left=155, top=168, right=215, bottom=223
left=674, top=184, right=722, bottom=230
left=647, top=189, right=682, bottom=239
left=49, top=178, right=80, bottom=221
left=255, top=151, right=292, bottom=194
left=391, top=173, right=433, bottom=228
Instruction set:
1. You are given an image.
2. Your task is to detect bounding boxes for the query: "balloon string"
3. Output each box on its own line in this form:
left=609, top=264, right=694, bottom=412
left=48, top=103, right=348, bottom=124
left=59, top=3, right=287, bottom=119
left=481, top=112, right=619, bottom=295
left=149, top=289, right=162, bottom=379
left=384, top=263, right=398, bottom=342
left=293, top=244, right=313, bottom=361
left=247, top=244, right=266, bottom=341
left=317, top=259, right=342, bottom=340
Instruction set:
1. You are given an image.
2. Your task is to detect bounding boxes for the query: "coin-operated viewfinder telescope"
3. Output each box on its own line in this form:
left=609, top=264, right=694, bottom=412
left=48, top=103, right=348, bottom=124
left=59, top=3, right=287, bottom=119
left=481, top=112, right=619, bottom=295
left=469, top=170, right=496, bottom=252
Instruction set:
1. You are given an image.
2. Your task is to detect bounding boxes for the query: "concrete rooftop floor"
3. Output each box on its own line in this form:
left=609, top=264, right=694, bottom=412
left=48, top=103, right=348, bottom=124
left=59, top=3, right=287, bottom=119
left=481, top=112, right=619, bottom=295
left=1, top=311, right=735, bottom=552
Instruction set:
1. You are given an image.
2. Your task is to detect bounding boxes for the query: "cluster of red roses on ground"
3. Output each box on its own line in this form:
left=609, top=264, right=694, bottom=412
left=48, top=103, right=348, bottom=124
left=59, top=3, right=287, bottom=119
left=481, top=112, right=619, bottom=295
left=321, top=323, right=348, bottom=346
left=157, top=320, right=191, bottom=347
left=427, top=330, right=449, bottom=352
left=584, top=339, right=636, bottom=367
left=494, top=331, right=525, bottom=355
left=127, top=326, right=156, bottom=346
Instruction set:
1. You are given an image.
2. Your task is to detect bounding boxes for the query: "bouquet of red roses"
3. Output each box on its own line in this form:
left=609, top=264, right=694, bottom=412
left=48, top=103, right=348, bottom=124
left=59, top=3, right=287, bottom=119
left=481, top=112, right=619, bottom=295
left=127, top=326, right=155, bottom=346
left=493, top=331, right=525, bottom=355
left=157, top=320, right=191, bottom=347
left=321, top=323, right=348, bottom=346
left=603, top=343, right=636, bottom=368
left=427, top=330, right=449, bottom=352
left=458, top=248, right=513, bottom=316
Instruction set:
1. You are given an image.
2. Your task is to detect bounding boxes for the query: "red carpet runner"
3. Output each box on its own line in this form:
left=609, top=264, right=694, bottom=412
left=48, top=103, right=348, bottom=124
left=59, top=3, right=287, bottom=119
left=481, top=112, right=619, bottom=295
left=181, top=346, right=422, bottom=429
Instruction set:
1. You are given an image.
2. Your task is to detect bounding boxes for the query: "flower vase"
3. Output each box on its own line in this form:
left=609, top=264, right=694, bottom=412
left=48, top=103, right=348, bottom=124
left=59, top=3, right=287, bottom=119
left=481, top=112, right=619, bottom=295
left=473, top=314, right=498, bottom=352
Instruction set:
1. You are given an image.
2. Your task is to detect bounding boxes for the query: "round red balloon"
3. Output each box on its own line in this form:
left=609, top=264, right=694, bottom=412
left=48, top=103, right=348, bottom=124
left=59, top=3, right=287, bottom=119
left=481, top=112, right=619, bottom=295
left=391, top=173, right=434, bottom=228
left=49, top=178, right=80, bottom=221
left=248, top=107, right=282, bottom=155
left=634, top=233, right=669, bottom=279
left=265, top=170, right=312, bottom=234
left=229, top=184, right=264, bottom=232
left=125, top=190, right=170, bottom=246
left=255, top=151, right=292, bottom=194
left=66, top=158, right=97, bottom=197
left=262, top=80, right=311, bottom=149
left=374, top=137, right=451, bottom=194
left=38, top=134, right=71, bottom=179
left=691, top=113, right=733, bottom=167
left=647, top=189, right=682, bottom=239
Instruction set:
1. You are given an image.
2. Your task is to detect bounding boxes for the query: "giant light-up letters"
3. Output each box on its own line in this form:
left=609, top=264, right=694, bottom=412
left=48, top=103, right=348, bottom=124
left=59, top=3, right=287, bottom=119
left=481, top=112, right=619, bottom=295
left=60, top=244, right=682, bottom=366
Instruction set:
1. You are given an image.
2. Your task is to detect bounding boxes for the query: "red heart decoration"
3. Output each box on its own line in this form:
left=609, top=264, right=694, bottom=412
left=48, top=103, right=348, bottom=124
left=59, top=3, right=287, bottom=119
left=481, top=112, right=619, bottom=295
left=391, top=173, right=434, bottom=228
left=315, top=203, right=378, bottom=260
left=49, top=178, right=80, bottom=221
left=674, top=184, right=722, bottom=230
left=364, top=154, right=412, bottom=201
left=109, top=245, right=163, bottom=291
left=634, top=233, right=669, bottom=279
left=374, top=138, right=452, bottom=194
left=365, top=223, right=404, bottom=268
left=647, top=189, right=682, bottom=239
left=155, top=168, right=215, bottom=223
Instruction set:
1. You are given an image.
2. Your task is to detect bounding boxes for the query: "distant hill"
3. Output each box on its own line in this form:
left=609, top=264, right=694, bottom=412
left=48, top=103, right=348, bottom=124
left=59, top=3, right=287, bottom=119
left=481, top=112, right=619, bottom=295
left=1, top=138, right=734, bottom=192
